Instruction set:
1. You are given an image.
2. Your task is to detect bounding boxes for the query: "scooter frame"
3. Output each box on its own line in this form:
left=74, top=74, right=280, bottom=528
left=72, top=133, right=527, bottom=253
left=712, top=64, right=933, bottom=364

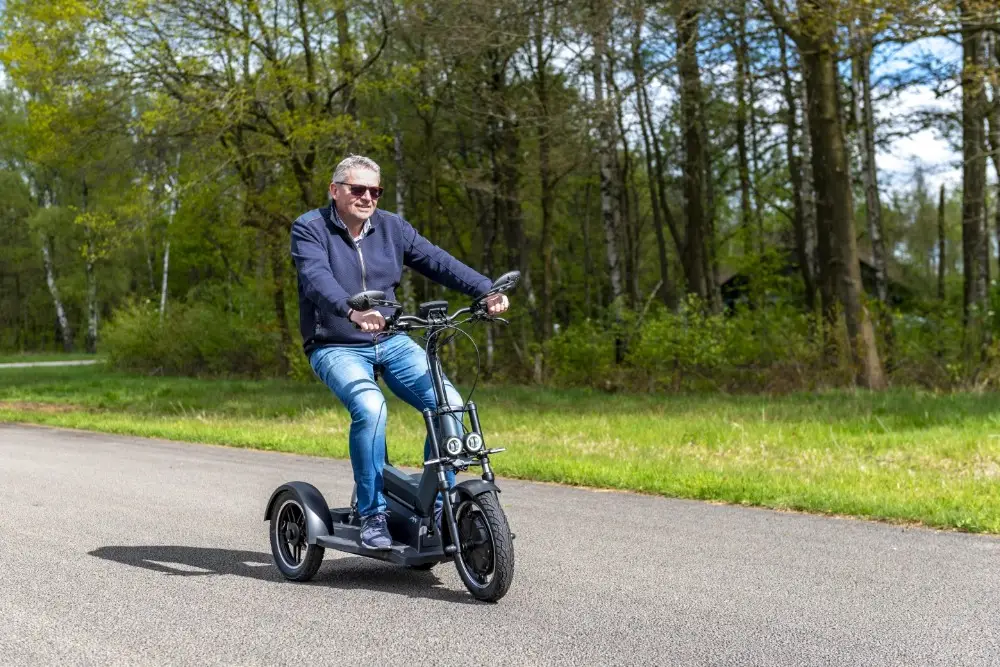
left=265, top=274, right=518, bottom=574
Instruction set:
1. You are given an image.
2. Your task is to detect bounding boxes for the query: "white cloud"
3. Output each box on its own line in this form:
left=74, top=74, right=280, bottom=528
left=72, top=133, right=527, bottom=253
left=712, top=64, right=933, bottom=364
left=875, top=84, right=962, bottom=195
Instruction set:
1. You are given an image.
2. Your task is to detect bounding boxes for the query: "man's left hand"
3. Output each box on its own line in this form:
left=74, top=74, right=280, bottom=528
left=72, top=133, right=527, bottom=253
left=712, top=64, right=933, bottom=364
left=484, top=293, right=509, bottom=315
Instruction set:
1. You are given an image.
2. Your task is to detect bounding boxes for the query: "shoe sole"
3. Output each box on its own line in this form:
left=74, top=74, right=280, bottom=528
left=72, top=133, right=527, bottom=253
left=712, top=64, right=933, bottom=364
left=361, top=541, right=392, bottom=551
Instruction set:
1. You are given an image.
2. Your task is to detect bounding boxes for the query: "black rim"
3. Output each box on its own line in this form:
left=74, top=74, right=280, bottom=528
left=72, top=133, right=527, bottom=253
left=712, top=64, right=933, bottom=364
left=275, top=499, right=308, bottom=569
left=456, top=501, right=495, bottom=588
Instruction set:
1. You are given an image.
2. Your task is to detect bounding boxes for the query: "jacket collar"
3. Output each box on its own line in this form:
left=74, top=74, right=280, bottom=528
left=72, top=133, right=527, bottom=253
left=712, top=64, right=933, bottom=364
left=328, top=201, right=374, bottom=240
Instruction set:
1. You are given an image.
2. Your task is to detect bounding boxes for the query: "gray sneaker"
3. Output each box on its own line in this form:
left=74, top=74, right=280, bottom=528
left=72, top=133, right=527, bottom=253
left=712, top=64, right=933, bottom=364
left=361, top=512, right=392, bottom=550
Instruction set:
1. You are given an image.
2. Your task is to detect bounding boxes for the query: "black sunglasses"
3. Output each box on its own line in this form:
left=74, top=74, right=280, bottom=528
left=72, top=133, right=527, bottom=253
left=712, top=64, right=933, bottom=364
left=335, top=182, right=384, bottom=199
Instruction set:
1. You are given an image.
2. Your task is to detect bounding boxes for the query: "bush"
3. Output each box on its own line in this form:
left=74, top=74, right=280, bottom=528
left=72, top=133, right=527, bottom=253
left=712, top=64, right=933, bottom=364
left=546, top=318, right=617, bottom=387
left=103, top=300, right=281, bottom=377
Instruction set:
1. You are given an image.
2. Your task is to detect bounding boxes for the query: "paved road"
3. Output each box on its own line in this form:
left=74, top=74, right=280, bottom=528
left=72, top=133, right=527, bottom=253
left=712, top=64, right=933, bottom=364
left=0, top=360, right=99, bottom=369
left=0, top=424, right=997, bottom=666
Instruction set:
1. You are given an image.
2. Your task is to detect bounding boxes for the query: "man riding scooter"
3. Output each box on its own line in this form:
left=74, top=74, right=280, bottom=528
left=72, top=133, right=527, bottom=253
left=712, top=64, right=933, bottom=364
left=290, top=154, right=509, bottom=550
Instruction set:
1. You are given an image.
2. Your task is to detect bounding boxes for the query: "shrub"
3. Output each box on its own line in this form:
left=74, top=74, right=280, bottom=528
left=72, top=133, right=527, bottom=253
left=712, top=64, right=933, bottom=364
left=103, top=300, right=280, bottom=378
left=545, top=318, right=616, bottom=387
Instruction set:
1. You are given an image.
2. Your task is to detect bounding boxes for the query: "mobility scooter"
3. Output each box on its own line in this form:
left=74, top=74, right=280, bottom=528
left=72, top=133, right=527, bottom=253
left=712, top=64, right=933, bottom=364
left=265, top=272, right=520, bottom=602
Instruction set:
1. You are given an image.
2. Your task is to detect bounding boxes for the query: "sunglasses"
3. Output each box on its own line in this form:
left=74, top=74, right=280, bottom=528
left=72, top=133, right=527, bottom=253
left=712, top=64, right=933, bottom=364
left=335, top=182, right=384, bottom=199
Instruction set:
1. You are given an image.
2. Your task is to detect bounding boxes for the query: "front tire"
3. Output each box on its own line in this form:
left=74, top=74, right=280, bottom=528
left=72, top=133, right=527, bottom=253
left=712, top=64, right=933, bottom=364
left=453, top=492, right=514, bottom=602
left=269, top=491, right=324, bottom=581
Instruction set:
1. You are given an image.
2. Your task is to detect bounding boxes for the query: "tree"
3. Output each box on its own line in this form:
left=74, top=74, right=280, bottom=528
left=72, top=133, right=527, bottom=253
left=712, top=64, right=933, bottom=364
left=763, top=0, right=887, bottom=389
left=959, top=0, right=989, bottom=349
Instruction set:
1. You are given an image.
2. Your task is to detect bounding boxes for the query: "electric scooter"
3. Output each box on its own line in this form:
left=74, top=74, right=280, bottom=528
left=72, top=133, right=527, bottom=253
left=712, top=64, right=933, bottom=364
left=265, top=271, right=520, bottom=602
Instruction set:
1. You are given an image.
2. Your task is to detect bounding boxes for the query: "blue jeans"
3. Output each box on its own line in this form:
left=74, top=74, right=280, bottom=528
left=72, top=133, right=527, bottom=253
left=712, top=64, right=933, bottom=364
left=310, top=334, right=461, bottom=518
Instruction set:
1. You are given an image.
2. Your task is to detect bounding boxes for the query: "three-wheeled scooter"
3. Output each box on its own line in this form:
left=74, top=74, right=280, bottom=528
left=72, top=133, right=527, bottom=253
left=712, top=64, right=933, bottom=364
left=265, top=271, right=520, bottom=602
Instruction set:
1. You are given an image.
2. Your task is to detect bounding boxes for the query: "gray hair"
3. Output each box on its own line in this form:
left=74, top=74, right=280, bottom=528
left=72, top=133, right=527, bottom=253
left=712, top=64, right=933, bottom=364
left=331, top=155, right=381, bottom=184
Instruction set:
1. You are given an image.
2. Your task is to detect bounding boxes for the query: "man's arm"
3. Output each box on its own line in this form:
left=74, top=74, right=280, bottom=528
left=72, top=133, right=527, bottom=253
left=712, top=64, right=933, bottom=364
left=398, top=217, right=493, bottom=297
left=290, top=219, right=353, bottom=318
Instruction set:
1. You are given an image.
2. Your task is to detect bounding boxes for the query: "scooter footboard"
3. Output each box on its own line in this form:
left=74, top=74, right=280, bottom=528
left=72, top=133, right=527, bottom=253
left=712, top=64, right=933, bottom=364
left=264, top=481, right=333, bottom=545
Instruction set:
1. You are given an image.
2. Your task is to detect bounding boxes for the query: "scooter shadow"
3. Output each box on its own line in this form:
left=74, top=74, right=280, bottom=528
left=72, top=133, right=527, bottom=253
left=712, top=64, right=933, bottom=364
left=88, top=545, right=477, bottom=604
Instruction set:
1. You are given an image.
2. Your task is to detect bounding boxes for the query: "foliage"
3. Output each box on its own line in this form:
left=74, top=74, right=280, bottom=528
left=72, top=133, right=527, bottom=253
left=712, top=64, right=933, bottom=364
left=102, top=300, right=280, bottom=378
left=0, top=0, right=996, bottom=393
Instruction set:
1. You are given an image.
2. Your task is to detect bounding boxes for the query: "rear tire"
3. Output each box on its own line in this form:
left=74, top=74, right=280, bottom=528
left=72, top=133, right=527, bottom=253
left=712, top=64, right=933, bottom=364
left=269, top=491, right=324, bottom=581
left=453, top=492, right=514, bottom=602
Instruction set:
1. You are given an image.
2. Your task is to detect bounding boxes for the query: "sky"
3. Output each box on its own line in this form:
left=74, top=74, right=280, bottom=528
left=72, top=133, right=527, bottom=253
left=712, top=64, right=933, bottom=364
left=872, top=36, right=972, bottom=196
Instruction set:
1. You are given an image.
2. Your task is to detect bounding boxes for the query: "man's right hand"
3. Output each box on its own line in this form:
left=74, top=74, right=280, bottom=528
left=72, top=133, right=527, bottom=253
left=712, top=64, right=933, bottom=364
left=349, top=308, right=386, bottom=332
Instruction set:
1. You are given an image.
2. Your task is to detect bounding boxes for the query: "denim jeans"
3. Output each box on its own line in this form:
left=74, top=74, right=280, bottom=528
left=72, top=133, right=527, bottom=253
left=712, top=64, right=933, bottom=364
left=310, top=334, right=461, bottom=518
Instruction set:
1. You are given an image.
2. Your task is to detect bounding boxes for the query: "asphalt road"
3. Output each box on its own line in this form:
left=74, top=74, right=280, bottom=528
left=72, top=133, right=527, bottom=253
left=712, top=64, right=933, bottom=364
left=0, top=360, right=98, bottom=369
left=0, top=424, right=997, bottom=666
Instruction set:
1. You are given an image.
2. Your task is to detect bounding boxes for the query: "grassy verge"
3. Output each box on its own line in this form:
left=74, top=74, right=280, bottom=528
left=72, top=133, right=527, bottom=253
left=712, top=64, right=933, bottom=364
left=1, top=366, right=999, bottom=533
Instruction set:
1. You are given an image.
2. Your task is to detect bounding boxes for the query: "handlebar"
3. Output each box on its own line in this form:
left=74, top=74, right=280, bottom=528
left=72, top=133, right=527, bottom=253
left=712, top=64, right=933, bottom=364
left=347, top=270, right=520, bottom=335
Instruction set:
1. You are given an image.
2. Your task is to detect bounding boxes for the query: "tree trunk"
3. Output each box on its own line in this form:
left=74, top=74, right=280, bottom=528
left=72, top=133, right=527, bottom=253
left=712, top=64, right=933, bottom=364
left=534, top=0, right=556, bottom=340
left=799, top=1, right=886, bottom=389
left=81, top=180, right=98, bottom=354
left=270, top=231, right=292, bottom=376
left=582, top=182, right=595, bottom=317
left=799, top=66, right=819, bottom=300
left=779, top=30, right=815, bottom=312
left=40, top=236, right=73, bottom=352
left=613, top=100, right=640, bottom=309
left=938, top=183, right=947, bottom=302
left=850, top=21, right=889, bottom=305
left=160, top=154, right=180, bottom=322
left=676, top=0, right=706, bottom=300
left=747, top=39, right=765, bottom=256
left=985, top=30, right=1000, bottom=281
left=632, top=7, right=675, bottom=310
left=85, top=231, right=98, bottom=354
left=478, top=186, right=498, bottom=376
left=703, top=132, right=722, bottom=312
left=735, top=3, right=753, bottom=257
left=392, top=115, right=414, bottom=313
left=636, top=90, right=674, bottom=309
left=960, top=10, right=988, bottom=343
left=592, top=0, right=625, bottom=360
left=335, top=0, right=356, bottom=119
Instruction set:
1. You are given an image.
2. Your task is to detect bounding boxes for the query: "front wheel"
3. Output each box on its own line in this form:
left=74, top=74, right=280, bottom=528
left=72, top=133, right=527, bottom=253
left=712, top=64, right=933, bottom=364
left=269, top=491, right=324, bottom=581
left=453, top=492, right=514, bottom=602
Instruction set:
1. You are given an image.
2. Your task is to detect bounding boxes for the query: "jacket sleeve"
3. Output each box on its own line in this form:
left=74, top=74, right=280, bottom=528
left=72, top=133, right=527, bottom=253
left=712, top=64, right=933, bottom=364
left=398, top=217, right=493, bottom=298
left=290, top=219, right=352, bottom=318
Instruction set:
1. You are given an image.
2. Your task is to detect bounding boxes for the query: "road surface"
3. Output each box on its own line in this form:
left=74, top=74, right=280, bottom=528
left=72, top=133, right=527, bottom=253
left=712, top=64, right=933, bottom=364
left=0, top=424, right=997, bottom=666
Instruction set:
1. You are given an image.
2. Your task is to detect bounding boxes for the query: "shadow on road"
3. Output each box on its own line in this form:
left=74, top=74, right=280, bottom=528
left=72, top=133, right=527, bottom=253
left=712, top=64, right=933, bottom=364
left=88, top=545, right=477, bottom=604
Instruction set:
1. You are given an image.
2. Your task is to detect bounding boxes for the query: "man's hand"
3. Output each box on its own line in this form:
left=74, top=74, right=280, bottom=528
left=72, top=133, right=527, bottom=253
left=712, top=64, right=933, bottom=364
left=349, top=308, right=386, bottom=332
left=483, top=293, right=509, bottom=315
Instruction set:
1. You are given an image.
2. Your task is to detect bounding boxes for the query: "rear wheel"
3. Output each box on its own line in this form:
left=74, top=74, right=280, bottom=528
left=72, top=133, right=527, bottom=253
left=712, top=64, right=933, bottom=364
left=269, top=491, right=324, bottom=581
left=453, top=492, right=514, bottom=602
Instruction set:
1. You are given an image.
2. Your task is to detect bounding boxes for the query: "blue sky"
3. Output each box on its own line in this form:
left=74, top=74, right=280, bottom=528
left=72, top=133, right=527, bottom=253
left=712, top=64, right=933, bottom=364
left=871, top=36, right=972, bottom=195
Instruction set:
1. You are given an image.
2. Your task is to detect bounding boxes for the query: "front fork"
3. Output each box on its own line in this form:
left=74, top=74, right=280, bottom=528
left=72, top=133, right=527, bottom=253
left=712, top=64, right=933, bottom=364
left=422, top=407, right=462, bottom=555
left=422, top=403, right=495, bottom=555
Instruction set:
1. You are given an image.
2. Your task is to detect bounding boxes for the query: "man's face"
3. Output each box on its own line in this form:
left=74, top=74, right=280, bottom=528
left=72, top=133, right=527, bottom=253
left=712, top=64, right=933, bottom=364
left=329, top=168, right=381, bottom=223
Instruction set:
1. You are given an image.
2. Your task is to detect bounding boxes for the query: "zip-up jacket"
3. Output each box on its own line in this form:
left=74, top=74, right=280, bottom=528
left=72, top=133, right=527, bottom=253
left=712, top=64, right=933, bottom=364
left=290, top=203, right=494, bottom=354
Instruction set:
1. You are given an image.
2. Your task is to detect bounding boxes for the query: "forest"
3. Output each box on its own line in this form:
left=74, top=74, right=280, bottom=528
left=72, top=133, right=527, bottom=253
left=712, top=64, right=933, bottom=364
left=1, top=0, right=999, bottom=393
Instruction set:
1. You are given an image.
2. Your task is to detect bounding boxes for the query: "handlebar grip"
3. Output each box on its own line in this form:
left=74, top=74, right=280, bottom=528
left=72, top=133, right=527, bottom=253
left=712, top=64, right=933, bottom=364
left=347, top=290, right=386, bottom=311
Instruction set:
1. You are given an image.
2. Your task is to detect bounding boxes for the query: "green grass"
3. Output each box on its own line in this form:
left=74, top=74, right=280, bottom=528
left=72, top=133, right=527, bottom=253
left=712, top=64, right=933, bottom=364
left=0, top=352, right=101, bottom=364
left=2, top=366, right=1000, bottom=534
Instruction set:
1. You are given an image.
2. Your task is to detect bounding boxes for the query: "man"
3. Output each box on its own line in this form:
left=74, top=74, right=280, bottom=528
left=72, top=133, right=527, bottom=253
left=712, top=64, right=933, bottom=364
left=290, top=154, right=508, bottom=550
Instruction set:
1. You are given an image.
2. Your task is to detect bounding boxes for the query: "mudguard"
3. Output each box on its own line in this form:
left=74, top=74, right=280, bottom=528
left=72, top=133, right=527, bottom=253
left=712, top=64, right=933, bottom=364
left=264, top=482, right=333, bottom=545
left=453, top=479, right=500, bottom=503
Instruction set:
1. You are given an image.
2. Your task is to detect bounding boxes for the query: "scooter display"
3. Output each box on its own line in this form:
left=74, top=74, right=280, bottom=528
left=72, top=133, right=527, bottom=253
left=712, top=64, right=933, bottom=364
left=265, top=271, right=520, bottom=602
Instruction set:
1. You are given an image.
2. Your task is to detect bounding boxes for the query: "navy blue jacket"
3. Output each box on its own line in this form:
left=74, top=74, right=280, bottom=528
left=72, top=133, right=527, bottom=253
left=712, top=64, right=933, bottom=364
left=290, top=203, right=493, bottom=354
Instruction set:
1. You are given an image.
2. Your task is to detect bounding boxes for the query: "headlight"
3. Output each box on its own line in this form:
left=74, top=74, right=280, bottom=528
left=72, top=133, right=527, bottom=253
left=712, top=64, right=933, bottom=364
left=443, top=436, right=463, bottom=457
left=464, top=433, right=484, bottom=454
